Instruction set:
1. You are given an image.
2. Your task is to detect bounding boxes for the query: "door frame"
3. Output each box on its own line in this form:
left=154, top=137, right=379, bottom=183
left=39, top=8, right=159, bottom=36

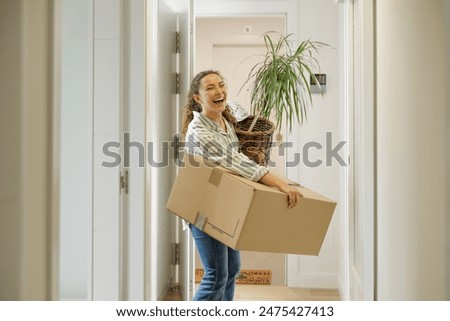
left=343, top=0, right=376, bottom=300
left=193, top=0, right=298, bottom=289
left=145, top=0, right=180, bottom=301
left=176, top=0, right=196, bottom=301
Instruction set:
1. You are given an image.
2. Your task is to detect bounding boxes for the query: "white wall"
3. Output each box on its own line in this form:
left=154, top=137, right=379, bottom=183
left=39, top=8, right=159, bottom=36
left=286, top=0, right=341, bottom=289
left=376, top=0, right=449, bottom=300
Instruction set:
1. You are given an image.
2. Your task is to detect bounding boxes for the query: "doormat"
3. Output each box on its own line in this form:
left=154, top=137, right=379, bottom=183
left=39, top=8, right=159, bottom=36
left=195, top=268, right=272, bottom=285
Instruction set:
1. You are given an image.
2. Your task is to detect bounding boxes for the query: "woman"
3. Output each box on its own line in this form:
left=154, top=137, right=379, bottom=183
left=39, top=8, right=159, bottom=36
left=182, top=70, right=302, bottom=301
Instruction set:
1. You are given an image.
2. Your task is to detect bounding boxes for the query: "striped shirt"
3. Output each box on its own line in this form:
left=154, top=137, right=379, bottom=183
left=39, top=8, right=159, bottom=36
left=184, top=111, right=268, bottom=181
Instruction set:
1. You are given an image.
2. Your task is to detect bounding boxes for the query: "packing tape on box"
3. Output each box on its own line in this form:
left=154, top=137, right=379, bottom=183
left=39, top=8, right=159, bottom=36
left=208, top=169, right=223, bottom=187
left=195, top=212, right=207, bottom=230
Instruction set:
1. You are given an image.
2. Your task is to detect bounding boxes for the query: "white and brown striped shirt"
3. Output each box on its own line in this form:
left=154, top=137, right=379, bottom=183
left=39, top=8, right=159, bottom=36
left=185, top=111, right=268, bottom=181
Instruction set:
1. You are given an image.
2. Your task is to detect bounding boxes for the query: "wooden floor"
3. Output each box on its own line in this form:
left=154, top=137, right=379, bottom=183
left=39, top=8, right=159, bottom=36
left=164, top=284, right=340, bottom=301
left=234, top=285, right=340, bottom=301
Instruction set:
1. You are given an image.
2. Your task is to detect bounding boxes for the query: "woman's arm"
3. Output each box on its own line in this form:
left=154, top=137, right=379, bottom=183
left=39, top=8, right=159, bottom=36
left=258, top=172, right=303, bottom=209
left=186, top=118, right=302, bottom=208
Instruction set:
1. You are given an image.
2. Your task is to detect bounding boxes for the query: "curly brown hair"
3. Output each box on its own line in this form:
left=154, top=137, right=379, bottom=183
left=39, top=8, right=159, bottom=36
left=181, top=70, right=237, bottom=134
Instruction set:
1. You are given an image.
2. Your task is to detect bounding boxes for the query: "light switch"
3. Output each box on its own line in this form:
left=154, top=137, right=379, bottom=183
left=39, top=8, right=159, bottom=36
left=311, top=73, right=326, bottom=94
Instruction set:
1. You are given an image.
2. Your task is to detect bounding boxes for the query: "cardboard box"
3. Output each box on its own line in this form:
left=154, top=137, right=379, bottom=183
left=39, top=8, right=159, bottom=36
left=166, top=155, right=336, bottom=255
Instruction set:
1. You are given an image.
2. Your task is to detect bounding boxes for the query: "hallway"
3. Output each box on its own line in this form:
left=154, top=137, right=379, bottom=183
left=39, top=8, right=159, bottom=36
left=0, top=0, right=449, bottom=302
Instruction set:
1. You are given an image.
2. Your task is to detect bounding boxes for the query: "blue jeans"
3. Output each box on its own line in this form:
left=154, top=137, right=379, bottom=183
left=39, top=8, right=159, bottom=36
left=189, top=224, right=241, bottom=301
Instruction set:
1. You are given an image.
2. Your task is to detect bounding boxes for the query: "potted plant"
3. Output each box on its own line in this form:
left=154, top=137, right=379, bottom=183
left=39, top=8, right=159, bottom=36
left=234, top=32, right=327, bottom=165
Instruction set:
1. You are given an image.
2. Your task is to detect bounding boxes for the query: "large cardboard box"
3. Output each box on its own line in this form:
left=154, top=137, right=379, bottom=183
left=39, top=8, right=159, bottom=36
left=166, top=155, right=336, bottom=255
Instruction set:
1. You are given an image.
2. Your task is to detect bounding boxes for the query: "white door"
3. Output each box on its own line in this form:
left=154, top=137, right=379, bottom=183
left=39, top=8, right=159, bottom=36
left=92, top=0, right=150, bottom=301
left=58, top=0, right=183, bottom=301
left=146, top=0, right=180, bottom=300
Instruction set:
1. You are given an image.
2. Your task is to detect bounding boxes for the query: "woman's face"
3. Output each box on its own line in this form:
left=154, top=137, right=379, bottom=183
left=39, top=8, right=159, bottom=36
left=194, top=73, right=227, bottom=115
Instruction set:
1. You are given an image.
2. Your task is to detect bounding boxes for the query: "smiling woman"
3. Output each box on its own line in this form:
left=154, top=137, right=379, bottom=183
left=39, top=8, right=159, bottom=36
left=192, top=73, right=228, bottom=130
left=181, top=69, right=302, bottom=300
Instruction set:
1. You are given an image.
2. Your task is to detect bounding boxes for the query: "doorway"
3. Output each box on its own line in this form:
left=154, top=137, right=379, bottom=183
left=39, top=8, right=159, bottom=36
left=194, top=16, right=287, bottom=286
left=191, top=0, right=351, bottom=297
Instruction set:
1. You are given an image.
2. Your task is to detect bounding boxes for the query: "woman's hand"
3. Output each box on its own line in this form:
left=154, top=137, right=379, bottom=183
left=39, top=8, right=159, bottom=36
left=278, top=183, right=303, bottom=209
left=258, top=172, right=303, bottom=209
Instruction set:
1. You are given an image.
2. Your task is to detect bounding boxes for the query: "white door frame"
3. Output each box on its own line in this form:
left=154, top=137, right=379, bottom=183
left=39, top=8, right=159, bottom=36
left=175, top=0, right=195, bottom=301
left=145, top=0, right=179, bottom=300
left=342, top=0, right=376, bottom=300
left=340, top=0, right=353, bottom=301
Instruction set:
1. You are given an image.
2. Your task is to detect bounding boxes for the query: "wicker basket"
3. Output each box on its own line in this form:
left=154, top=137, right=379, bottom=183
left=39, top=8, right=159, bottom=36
left=234, top=116, right=275, bottom=166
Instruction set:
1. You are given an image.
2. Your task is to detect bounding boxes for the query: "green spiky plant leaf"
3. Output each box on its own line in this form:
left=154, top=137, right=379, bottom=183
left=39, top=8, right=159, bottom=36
left=240, top=33, right=327, bottom=133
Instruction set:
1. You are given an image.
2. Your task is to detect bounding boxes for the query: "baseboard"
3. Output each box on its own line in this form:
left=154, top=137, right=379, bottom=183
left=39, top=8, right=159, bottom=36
left=287, top=273, right=338, bottom=289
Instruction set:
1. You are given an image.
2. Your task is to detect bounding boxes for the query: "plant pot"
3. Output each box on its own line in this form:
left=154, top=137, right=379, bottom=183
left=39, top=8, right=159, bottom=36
left=234, top=115, right=275, bottom=166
